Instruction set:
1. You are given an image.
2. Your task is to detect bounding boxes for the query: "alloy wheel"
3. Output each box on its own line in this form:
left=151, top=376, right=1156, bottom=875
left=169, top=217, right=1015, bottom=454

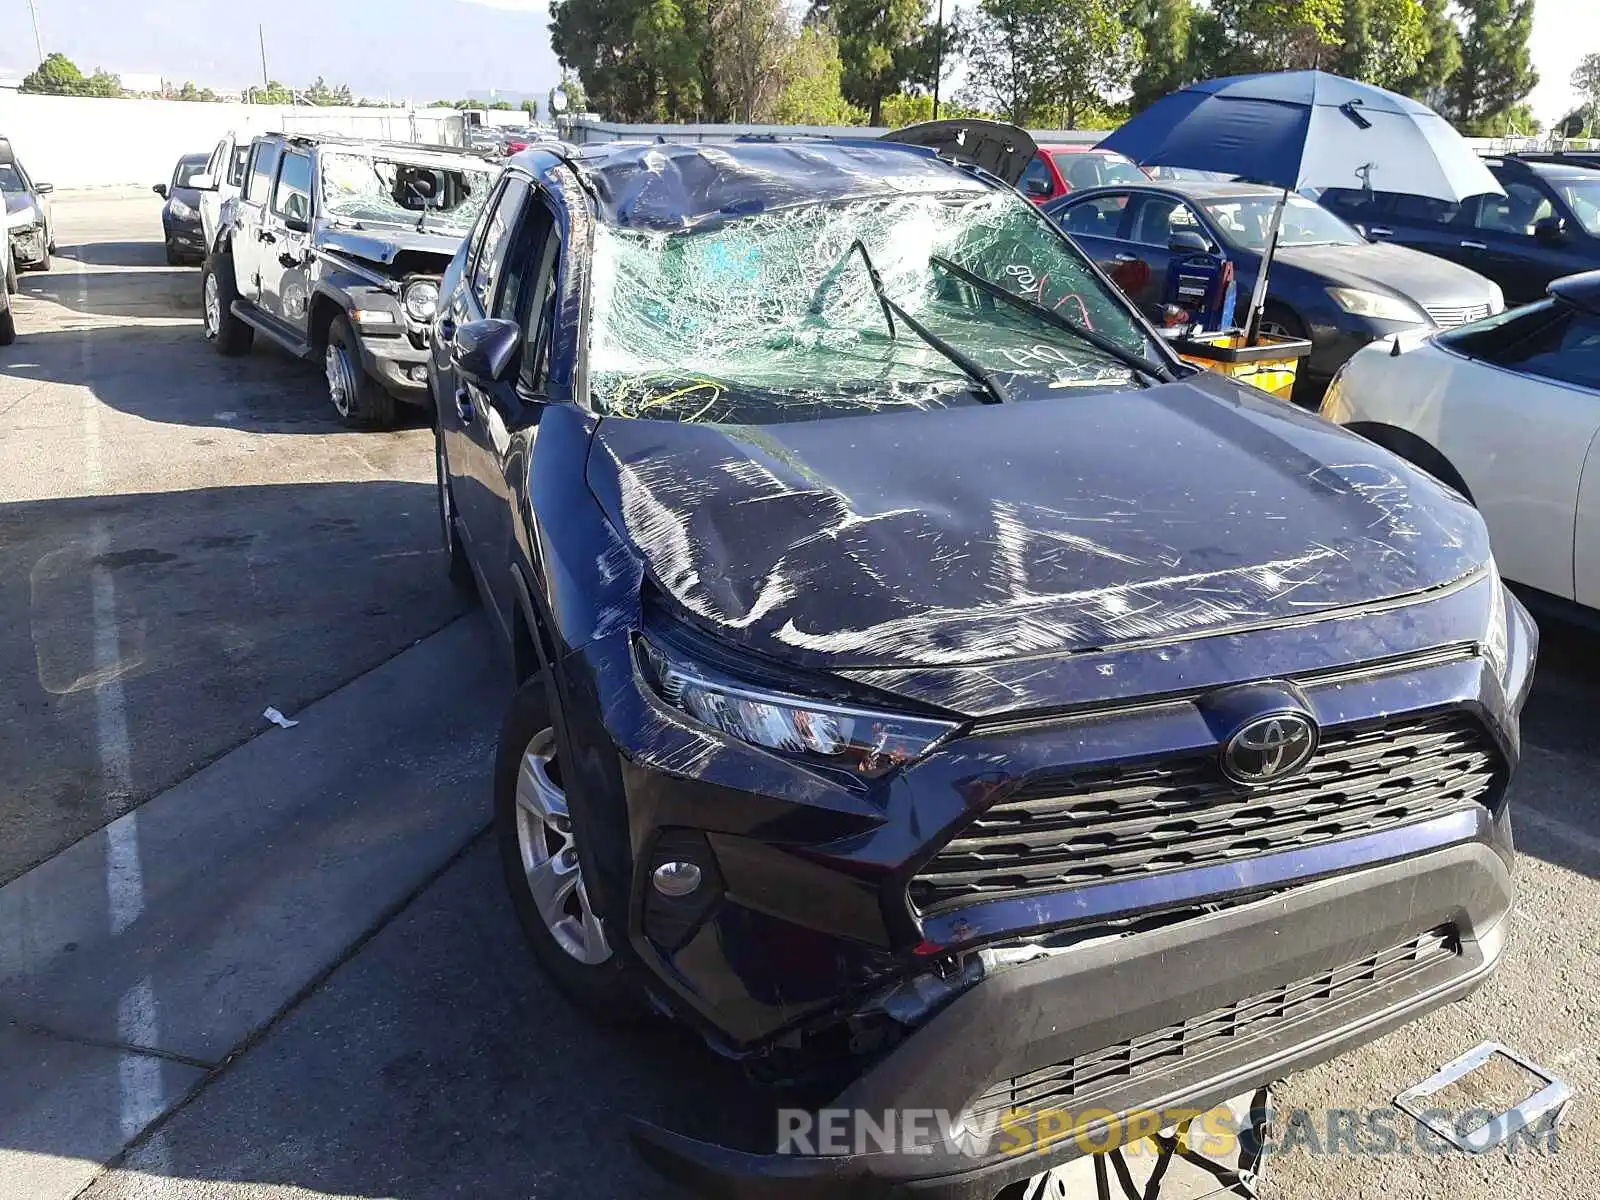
left=513, top=728, right=612, bottom=965
left=203, top=273, right=219, bottom=340
left=325, top=343, right=356, bottom=418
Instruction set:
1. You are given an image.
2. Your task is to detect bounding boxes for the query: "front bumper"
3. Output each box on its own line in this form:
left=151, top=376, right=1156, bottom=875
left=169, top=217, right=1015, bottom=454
left=355, top=331, right=432, bottom=402
left=1304, top=312, right=1431, bottom=383
left=634, top=824, right=1514, bottom=1199
left=164, top=218, right=205, bottom=256
left=8, top=224, right=45, bottom=267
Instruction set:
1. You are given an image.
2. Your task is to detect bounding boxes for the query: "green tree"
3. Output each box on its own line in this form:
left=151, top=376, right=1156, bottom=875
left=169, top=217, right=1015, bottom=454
left=83, top=69, right=123, bottom=98
left=825, top=0, right=929, bottom=125
left=20, top=52, right=86, bottom=95
left=552, top=0, right=709, bottom=120
left=1446, top=0, right=1537, bottom=131
left=1128, top=0, right=1193, bottom=112
left=1337, top=0, right=1426, bottom=90
left=712, top=0, right=794, bottom=121
left=773, top=27, right=866, bottom=123
left=250, top=80, right=295, bottom=104
left=1572, top=53, right=1600, bottom=136
left=1390, top=0, right=1459, bottom=103
left=521, top=97, right=540, bottom=119
left=1459, top=100, right=1539, bottom=135
left=1190, top=0, right=1343, bottom=77
left=962, top=0, right=1135, bottom=128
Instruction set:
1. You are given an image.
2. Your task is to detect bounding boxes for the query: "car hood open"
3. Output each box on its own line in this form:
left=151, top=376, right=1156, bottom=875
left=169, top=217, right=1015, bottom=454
left=586, top=371, right=1486, bottom=681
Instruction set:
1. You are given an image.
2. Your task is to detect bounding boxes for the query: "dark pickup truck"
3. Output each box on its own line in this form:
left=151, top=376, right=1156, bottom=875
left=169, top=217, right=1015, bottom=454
left=200, top=132, right=498, bottom=427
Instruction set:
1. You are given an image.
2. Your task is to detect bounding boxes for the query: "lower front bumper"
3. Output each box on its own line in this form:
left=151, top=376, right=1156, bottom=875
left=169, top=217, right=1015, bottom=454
left=165, top=222, right=205, bottom=256
left=356, top=334, right=432, bottom=404
left=9, top=226, right=45, bottom=267
left=633, top=820, right=1513, bottom=1199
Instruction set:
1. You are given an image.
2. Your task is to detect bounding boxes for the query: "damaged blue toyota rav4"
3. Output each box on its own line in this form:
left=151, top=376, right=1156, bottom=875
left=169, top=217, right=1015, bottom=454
left=428, top=127, right=1534, bottom=1198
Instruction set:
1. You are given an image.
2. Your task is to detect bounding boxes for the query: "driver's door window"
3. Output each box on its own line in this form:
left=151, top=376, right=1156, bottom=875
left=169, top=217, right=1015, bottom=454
left=271, top=152, right=313, bottom=226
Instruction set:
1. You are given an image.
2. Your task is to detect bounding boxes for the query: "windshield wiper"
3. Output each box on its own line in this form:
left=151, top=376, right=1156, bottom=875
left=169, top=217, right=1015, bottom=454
left=829, top=240, right=1007, bottom=405
left=930, top=255, right=1174, bottom=384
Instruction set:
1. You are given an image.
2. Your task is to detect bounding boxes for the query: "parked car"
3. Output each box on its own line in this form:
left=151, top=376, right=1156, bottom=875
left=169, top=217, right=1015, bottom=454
left=194, top=131, right=251, bottom=255
left=153, top=152, right=211, bottom=264
left=1046, top=180, right=1505, bottom=401
left=1323, top=269, right=1600, bottom=619
left=1018, top=143, right=1147, bottom=204
left=202, top=132, right=499, bottom=427
left=0, top=136, right=55, bottom=273
left=1320, top=155, right=1600, bottom=305
left=430, top=136, right=1532, bottom=1198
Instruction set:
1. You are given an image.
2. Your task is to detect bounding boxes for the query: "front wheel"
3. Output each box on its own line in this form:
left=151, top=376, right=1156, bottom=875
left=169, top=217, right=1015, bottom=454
left=494, top=674, right=647, bottom=1023
left=201, top=254, right=253, bottom=355
left=0, top=294, right=15, bottom=347
left=325, top=315, right=397, bottom=429
left=434, top=419, right=476, bottom=592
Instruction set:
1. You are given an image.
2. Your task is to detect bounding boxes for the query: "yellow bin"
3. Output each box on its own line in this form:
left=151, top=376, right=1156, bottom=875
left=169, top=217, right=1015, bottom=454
left=1171, top=331, right=1313, bottom=401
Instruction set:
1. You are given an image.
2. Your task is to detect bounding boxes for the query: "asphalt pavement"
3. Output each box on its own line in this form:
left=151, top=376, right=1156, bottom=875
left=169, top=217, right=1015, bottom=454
left=3, top=191, right=1599, bottom=1200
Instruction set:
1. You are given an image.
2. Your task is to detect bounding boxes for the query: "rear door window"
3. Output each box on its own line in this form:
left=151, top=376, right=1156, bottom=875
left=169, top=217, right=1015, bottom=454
left=1474, top=181, right=1555, bottom=237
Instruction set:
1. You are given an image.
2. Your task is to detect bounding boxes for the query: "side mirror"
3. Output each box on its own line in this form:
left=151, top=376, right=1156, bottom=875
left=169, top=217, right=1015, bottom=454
left=1168, top=230, right=1212, bottom=254
left=34, top=182, right=53, bottom=194
left=1534, top=215, right=1568, bottom=244
left=153, top=183, right=168, bottom=198
left=452, top=317, right=521, bottom=383
left=190, top=173, right=216, bottom=192
left=1024, top=176, right=1052, bottom=198
left=282, top=214, right=311, bottom=235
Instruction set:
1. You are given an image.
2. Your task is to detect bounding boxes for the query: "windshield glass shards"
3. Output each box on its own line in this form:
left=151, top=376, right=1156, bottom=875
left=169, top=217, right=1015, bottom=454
left=587, top=190, right=1157, bottom=424
left=320, top=151, right=497, bottom=232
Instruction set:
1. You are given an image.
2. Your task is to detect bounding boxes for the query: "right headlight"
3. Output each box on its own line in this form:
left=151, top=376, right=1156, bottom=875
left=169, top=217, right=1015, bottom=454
left=402, top=279, right=440, bottom=323
left=1327, top=287, right=1427, bottom=324
left=636, top=635, right=958, bottom=779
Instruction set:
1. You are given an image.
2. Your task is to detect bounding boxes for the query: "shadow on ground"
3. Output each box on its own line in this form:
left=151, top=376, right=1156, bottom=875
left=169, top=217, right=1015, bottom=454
left=0, top=480, right=474, bottom=884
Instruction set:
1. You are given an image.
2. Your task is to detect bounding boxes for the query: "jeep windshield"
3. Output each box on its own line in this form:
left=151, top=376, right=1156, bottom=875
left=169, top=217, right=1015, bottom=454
left=320, top=151, right=496, bottom=233
left=587, top=189, right=1160, bottom=423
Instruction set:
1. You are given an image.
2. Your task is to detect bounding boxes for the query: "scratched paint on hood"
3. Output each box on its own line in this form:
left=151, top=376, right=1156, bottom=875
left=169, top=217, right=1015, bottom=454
left=585, top=370, right=1488, bottom=673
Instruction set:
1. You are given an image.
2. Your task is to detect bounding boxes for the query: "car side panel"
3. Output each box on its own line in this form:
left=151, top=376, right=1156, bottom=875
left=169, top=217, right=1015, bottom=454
left=1337, top=342, right=1592, bottom=598
left=1569, top=420, right=1600, bottom=609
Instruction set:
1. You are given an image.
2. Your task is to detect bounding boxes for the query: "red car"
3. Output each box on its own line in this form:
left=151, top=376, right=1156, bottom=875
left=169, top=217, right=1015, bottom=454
left=1019, top=144, right=1147, bottom=204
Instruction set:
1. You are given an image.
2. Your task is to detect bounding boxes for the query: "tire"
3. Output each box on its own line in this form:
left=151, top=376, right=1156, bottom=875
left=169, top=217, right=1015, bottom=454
left=4, top=249, right=16, bottom=294
left=201, top=252, right=253, bottom=356
left=325, top=315, right=398, bottom=429
left=434, top=416, right=477, bottom=592
left=0, top=295, right=15, bottom=347
left=495, top=672, right=648, bottom=1023
left=165, top=241, right=182, bottom=267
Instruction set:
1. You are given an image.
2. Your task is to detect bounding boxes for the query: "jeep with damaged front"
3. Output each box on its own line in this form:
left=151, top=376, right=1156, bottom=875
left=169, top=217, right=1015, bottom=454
left=201, top=133, right=497, bottom=427
left=430, top=138, right=1534, bottom=1198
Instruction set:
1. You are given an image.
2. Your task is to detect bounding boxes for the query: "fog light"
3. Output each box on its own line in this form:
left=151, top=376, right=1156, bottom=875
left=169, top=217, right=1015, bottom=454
left=652, top=861, right=703, bottom=897
left=407, top=365, right=428, bottom=383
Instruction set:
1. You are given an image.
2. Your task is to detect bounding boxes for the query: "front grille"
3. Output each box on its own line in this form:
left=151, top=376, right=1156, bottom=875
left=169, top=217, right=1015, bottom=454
left=966, top=926, right=1459, bottom=1124
left=1424, top=302, right=1492, bottom=329
left=910, top=713, right=1499, bottom=914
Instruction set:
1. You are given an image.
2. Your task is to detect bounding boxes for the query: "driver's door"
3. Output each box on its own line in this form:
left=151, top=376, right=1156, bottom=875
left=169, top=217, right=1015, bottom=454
left=259, top=149, right=314, bottom=334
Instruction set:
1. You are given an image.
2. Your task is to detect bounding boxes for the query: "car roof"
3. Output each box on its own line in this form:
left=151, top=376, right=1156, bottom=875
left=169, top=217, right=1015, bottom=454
left=531, top=138, right=990, bottom=231
left=1484, top=155, right=1595, bottom=182
left=180, top=152, right=209, bottom=165
left=1038, top=144, right=1114, bottom=155
left=1551, top=269, right=1600, bottom=317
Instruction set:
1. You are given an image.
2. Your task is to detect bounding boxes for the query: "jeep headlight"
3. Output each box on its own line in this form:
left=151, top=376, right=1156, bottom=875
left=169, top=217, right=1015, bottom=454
left=637, top=636, right=957, bottom=779
left=1484, top=563, right=1509, bottom=682
left=403, top=279, right=439, bottom=323
left=1327, top=287, right=1427, bottom=324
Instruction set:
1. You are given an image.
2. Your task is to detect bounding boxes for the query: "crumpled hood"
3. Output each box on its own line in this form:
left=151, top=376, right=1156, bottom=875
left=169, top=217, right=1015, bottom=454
left=586, top=372, right=1487, bottom=677
left=1277, top=240, right=1498, bottom=308
left=318, top=226, right=463, bottom=267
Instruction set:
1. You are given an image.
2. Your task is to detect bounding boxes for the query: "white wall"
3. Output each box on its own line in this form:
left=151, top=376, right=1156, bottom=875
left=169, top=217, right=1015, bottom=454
left=0, top=92, right=467, bottom=188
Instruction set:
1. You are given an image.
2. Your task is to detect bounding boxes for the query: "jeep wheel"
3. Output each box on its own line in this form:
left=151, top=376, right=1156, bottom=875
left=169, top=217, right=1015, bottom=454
left=4, top=250, right=16, bottom=295
left=202, top=254, right=253, bottom=355
left=0, top=293, right=14, bottom=347
left=326, top=315, right=397, bottom=429
left=495, top=674, right=646, bottom=1023
left=434, top=417, right=476, bottom=592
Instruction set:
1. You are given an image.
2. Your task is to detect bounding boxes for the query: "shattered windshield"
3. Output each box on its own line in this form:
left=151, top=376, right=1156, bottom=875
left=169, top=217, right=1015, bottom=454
left=588, top=190, right=1156, bottom=423
left=320, top=151, right=496, bottom=232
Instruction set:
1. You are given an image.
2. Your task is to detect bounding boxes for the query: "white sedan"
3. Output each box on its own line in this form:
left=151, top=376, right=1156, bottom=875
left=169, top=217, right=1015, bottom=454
left=1320, top=270, right=1600, bottom=614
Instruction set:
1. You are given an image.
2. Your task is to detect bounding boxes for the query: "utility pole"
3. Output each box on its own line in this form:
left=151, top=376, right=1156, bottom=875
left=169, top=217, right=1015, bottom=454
left=258, top=24, right=269, bottom=89
left=931, top=0, right=945, bottom=121
left=26, top=0, right=44, bottom=64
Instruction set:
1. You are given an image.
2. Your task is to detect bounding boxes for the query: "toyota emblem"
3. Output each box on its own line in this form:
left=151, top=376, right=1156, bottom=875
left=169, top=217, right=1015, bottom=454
left=1221, top=713, right=1318, bottom=785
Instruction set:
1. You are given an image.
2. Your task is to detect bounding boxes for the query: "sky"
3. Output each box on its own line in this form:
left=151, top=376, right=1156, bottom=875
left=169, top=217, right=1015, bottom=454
left=0, top=0, right=1595, bottom=124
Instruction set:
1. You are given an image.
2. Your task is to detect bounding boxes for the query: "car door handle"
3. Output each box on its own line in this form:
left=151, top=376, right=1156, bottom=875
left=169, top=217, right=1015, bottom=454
left=1368, top=226, right=1393, bottom=237
left=1459, top=240, right=1487, bottom=250
left=1113, top=252, right=1140, bottom=263
left=455, top=387, right=474, bottom=424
